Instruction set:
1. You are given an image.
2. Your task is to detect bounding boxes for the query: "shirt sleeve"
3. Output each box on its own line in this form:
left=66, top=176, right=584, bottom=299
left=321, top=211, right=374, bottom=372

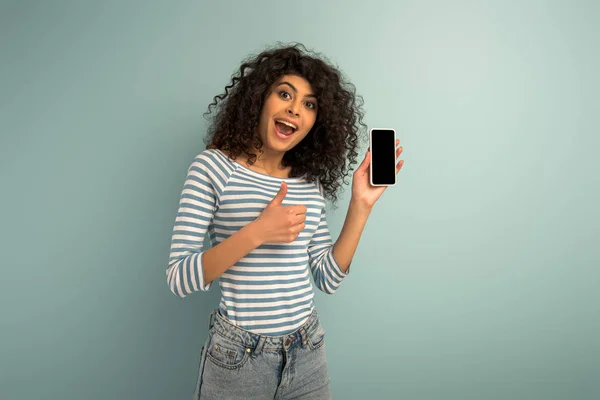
left=166, top=153, right=219, bottom=298
left=307, top=201, right=349, bottom=295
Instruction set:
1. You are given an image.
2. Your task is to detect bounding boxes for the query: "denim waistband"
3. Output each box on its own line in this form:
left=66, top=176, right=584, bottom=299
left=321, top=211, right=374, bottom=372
left=207, top=308, right=320, bottom=355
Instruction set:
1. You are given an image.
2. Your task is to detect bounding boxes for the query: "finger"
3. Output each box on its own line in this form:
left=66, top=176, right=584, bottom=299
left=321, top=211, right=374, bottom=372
left=397, top=146, right=403, bottom=158
left=289, top=221, right=303, bottom=235
left=290, top=205, right=307, bottom=215
left=290, top=213, right=306, bottom=224
left=396, top=160, right=404, bottom=173
left=269, top=182, right=288, bottom=207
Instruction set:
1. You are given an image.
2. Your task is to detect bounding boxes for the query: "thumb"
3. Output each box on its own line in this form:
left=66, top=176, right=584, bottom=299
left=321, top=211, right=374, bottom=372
left=358, top=148, right=371, bottom=172
left=268, top=181, right=287, bottom=207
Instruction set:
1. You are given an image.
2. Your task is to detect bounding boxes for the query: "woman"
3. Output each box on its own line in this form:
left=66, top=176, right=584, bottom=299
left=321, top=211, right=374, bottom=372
left=166, top=43, right=404, bottom=399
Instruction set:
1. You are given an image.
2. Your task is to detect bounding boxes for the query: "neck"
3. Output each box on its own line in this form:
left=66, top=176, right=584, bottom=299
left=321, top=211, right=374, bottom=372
left=245, top=147, right=289, bottom=177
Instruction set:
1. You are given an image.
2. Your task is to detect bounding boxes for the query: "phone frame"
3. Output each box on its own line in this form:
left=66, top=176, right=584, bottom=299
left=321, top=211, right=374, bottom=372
left=369, top=128, right=397, bottom=187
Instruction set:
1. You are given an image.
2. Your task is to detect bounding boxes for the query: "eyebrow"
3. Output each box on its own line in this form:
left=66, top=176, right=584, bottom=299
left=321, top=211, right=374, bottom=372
left=278, top=81, right=317, bottom=99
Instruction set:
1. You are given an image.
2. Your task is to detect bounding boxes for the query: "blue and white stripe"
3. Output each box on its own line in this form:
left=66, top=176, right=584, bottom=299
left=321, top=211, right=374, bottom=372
left=166, top=148, right=348, bottom=335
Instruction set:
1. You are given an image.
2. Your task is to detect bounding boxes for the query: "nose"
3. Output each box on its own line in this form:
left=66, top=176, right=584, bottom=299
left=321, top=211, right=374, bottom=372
left=286, top=102, right=300, bottom=117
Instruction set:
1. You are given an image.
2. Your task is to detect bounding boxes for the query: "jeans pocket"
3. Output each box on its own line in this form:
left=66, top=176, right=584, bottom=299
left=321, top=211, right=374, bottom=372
left=307, top=322, right=326, bottom=351
left=193, top=336, right=211, bottom=399
left=205, top=332, right=250, bottom=370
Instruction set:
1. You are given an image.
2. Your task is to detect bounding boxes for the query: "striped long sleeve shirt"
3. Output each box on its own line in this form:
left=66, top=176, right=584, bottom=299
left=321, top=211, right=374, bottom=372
left=166, top=148, right=349, bottom=336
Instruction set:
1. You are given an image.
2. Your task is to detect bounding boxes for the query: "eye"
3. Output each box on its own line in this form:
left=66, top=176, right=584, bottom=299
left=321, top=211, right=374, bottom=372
left=279, top=90, right=291, bottom=99
left=305, top=101, right=316, bottom=110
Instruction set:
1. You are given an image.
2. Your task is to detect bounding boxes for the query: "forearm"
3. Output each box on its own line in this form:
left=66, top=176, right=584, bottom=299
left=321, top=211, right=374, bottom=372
left=332, top=198, right=372, bottom=273
left=202, top=221, right=263, bottom=285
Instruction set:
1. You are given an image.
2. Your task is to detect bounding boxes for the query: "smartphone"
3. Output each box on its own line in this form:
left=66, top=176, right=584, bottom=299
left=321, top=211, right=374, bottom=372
left=369, top=128, right=396, bottom=186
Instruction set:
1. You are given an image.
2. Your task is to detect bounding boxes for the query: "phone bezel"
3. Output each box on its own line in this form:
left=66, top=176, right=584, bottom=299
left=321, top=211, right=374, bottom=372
left=369, top=128, right=396, bottom=187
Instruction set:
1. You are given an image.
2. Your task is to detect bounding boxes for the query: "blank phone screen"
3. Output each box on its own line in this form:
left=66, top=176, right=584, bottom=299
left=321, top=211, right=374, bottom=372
left=371, top=129, right=396, bottom=185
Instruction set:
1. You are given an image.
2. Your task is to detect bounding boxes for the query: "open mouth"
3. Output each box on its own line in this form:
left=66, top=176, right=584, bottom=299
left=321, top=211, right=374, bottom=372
left=274, top=119, right=297, bottom=138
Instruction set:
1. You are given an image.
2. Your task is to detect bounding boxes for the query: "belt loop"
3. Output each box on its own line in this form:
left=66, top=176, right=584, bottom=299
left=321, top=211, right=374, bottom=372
left=208, top=309, right=217, bottom=330
left=299, top=326, right=309, bottom=348
left=253, top=336, right=266, bottom=357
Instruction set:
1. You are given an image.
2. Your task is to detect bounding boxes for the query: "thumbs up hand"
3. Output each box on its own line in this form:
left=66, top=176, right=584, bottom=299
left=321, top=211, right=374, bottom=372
left=252, top=181, right=307, bottom=244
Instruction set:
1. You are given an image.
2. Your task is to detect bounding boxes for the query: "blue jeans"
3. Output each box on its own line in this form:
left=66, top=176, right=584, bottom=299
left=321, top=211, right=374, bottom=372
left=193, top=309, right=332, bottom=399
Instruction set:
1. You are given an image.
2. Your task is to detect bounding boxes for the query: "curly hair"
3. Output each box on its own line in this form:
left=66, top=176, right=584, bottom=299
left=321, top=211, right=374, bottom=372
left=202, top=42, right=367, bottom=209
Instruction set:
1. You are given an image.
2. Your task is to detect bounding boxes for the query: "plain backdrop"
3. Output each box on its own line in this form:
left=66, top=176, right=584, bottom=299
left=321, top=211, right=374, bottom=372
left=1, top=1, right=599, bottom=399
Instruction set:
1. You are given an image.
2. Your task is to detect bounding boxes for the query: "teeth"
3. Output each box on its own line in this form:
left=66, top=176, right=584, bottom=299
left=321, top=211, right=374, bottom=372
left=276, top=120, right=297, bottom=130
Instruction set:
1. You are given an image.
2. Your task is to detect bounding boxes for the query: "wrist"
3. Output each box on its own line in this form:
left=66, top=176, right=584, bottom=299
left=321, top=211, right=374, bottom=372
left=246, top=219, right=265, bottom=247
left=349, top=197, right=373, bottom=214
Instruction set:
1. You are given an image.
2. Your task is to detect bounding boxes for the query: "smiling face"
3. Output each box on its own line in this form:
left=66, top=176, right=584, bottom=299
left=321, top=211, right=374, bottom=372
left=254, top=74, right=318, bottom=156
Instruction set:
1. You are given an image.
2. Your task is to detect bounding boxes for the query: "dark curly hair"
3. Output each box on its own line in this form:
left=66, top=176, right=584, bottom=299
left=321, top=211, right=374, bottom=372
left=202, top=42, right=367, bottom=209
